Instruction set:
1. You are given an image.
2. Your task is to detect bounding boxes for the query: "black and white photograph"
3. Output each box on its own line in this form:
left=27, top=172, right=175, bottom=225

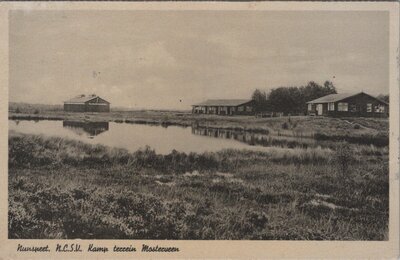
left=1, top=2, right=399, bottom=258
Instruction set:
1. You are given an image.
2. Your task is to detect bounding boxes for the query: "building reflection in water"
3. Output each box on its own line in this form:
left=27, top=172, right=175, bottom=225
left=191, top=126, right=262, bottom=146
left=191, top=126, right=310, bottom=148
left=63, top=121, right=109, bottom=138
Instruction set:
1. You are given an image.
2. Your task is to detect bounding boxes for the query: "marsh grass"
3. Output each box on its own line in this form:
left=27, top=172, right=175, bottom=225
left=314, top=132, right=388, bottom=147
left=8, top=132, right=388, bottom=240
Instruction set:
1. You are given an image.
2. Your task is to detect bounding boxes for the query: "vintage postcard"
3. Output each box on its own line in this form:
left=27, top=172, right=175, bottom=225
left=0, top=1, right=399, bottom=259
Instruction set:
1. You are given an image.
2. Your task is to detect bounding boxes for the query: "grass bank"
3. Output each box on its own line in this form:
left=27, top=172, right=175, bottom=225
left=9, top=132, right=388, bottom=240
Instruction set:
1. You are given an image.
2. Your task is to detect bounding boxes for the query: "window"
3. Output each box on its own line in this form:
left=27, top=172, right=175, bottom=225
left=238, top=106, right=244, bottom=112
left=375, top=105, right=385, bottom=113
left=337, top=102, right=348, bottom=112
left=328, top=103, right=335, bottom=111
left=367, top=103, right=372, bottom=112
left=308, top=104, right=312, bottom=111
left=196, top=107, right=205, bottom=113
left=246, top=106, right=253, bottom=112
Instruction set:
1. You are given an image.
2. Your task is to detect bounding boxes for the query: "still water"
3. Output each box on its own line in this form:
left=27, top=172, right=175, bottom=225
left=9, top=120, right=277, bottom=154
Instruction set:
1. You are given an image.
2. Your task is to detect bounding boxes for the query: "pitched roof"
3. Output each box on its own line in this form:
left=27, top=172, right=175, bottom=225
left=306, top=92, right=363, bottom=104
left=192, top=99, right=252, bottom=106
left=64, top=94, right=109, bottom=104
left=307, top=92, right=389, bottom=105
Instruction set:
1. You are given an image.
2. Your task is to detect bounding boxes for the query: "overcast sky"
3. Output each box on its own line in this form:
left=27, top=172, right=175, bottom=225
left=9, top=10, right=389, bottom=110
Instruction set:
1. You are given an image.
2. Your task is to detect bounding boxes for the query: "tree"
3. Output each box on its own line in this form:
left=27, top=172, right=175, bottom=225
left=268, top=86, right=303, bottom=114
left=300, top=81, right=337, bottom=104
left=260, top=80, right=337, bottom=115
left=251, top=89, right=266, bottom=103
left=323, top=81, right=336, bottom=94
left=251, top=89, right=269, bottom=112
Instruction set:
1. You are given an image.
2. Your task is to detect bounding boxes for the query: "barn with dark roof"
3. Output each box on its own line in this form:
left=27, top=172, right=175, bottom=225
left=192, top=99, right=255, bottom=115
left=64, top=94, right=110, bottom=112
left=306, top=92, right=388, bottom=117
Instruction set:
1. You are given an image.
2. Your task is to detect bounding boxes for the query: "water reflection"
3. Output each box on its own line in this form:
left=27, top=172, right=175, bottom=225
left=62, top=121, right=109, bottom=138
left=9, top=119, right=314, bottom=154
left=192, top=126, right=311, bottom=148
left=192, top=127, right=259, bottom=145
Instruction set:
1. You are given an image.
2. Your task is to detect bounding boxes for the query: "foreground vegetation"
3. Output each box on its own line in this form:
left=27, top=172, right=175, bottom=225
left=9, top=131, right=388, bottom=240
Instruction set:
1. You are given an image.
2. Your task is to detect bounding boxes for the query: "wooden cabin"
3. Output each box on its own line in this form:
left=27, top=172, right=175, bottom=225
left=306, top=92, right=388, bottom=117
left=64, top=94, right=110, bottom=112
left=192, top=99, right=255, bottom=116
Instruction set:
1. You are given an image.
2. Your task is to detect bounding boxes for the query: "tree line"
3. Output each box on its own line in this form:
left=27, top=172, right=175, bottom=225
left=251, top=81, right=389, bottom=115
left=251, top=81, right=337, bottom=114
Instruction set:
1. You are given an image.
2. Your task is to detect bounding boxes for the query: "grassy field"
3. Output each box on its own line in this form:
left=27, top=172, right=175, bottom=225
left=8, top=126, right=389, bottom=240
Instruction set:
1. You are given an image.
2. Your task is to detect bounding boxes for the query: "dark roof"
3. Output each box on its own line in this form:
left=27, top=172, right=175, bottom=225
left=306, top=93, right=359, bottom=104
left=193, top=99, right=252, bottom=106
left=306, top=92, right=388, bottom=105
left=64, top=94, right=109, bottom=104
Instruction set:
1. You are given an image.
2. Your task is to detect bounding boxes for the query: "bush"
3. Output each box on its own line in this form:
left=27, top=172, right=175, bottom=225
left=354, top=124, right=361, bottom=129
left=281, top=122, right=289, bottom=130
left=34, top=109, right=39, bottom=114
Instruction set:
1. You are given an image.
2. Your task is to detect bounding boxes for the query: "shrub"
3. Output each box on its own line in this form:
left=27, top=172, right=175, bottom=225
left=34, top=109, right=39, bottom=114
left=15, top=107, right=21, bottom=113
left=353, top=124, right=361, bottom=129
left=281, top=122, right=289, bottom=130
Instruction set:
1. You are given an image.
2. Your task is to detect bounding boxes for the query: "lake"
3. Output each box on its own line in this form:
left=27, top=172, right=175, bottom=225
left=9, top=120, right=282, bottom=154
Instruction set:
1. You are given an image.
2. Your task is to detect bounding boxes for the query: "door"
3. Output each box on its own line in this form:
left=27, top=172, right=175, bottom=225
left=316, top=104, right=323, bottom=115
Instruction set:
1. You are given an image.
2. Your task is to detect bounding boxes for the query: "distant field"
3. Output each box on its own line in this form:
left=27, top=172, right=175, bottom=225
left=8, top=129, right=388, bottom=240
